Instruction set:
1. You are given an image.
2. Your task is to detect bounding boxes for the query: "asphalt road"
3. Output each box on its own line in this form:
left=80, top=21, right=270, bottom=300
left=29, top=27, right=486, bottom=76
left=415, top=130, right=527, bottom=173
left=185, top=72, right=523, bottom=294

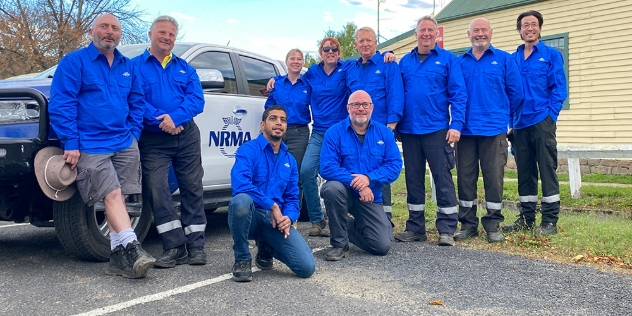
left=0, top=210, right=631, bottom=316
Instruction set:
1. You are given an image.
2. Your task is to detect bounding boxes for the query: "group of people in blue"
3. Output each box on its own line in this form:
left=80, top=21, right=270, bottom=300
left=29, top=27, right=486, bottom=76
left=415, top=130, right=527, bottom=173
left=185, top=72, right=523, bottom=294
left=46, top=9, right=566, bottom=282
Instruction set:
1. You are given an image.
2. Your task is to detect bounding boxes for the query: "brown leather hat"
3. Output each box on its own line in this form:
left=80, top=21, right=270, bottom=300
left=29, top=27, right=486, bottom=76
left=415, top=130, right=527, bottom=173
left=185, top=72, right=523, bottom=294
left=34, top=146, right=77, bottom=201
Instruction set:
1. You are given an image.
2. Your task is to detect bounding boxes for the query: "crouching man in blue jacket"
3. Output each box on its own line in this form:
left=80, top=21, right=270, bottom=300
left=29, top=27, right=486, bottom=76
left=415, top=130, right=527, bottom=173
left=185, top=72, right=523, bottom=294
left=228, top=105, right=316, bottom=282
left=320, top=90, right=403, bottom=261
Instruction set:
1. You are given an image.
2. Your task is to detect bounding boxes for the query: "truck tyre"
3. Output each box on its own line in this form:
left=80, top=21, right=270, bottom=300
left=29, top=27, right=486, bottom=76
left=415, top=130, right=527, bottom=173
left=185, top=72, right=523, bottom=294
left=53, top=192, right=152, bottom=262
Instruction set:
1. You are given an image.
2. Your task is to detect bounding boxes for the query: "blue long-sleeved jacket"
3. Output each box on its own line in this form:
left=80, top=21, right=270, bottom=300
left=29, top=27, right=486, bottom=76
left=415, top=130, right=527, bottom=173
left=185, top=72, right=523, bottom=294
left=398, top=46, right=467, bottom=134
left=231, top=133, right=300, bottom=223
left=302, top=60, right=349, bottom=131
left=131, top=49, right=204, bottom=133
left=345, top=51, right=404, bottom=125
left=320, top=118, right=402, bottom=203
left=264, top=75, right=311, bottom=126
left=512, top=41, right=568, bottom=129
left=459, top=45, right=524, bottom=136
left=49, top=43, right=144, bottom=153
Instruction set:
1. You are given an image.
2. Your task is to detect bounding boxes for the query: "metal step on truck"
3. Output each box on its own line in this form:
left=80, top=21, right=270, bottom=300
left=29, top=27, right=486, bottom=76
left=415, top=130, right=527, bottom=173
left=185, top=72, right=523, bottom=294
left=0, top=43, right=288, bottom=261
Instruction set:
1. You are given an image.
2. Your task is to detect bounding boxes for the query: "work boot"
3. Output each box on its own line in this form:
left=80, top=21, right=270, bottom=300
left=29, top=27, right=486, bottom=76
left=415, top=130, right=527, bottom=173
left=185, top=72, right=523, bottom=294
left=106, top=245, right=139, bottom=278
left=438, top=234, right=455, bottom=246
left=453, top=229, right=479, bottom=241
left=188, top=247, right=207, bottom=265
left=232, top=260, right=253, bottom=282
left=154, top=244, right=188, bottom=268
left=124, top=241, right=155, bottom=278
left=309, top=219, right=330, bottom=237
left=486, top=231, right=505, bottom=243
left=325, top=244, right=349, bottom=261
left=501, top=217, right=534, bottom=233
left=535, top=222, right=558, bottom=236
left=255, top=241, right=273, bottom=270
left=393, top=230, right=428, bottom=242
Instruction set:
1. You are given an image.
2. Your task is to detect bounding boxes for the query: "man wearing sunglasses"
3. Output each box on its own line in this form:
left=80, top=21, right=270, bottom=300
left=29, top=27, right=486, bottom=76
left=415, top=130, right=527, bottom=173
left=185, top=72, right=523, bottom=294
left=345, top=26, right=404, bottom=224
left=320, top=90, right=402, bottom=261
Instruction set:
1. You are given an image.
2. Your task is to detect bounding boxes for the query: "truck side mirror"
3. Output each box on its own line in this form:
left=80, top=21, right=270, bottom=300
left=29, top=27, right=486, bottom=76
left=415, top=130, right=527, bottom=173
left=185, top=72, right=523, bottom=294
left=196, top=69, right=225, bottom=90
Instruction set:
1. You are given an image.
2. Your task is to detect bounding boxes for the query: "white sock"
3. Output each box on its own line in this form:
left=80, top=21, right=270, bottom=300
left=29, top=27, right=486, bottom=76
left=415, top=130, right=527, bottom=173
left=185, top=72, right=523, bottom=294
left=118, top=228, right=138, bottom=248
left=109, top=231, right=120, bottom=250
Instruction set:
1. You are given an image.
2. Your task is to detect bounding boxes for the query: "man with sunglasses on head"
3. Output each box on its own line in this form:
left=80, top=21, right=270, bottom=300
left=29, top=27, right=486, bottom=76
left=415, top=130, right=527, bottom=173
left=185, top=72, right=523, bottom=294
left=344, top=26, right=404, bottom=224
left=320, top=90, right=402, bottom=261
left=394, top=15, right=467, bottom=247
left=502, top=10, right=567, bottom=236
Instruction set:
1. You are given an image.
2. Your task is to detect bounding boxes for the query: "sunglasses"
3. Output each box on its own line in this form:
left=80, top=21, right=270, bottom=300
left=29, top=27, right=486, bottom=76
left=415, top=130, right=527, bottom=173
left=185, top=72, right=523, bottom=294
left=321, top=46, right=339, bottom=53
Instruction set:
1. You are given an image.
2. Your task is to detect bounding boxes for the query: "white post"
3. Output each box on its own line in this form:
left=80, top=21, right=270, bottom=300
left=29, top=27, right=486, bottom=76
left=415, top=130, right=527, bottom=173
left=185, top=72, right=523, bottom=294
left=567, top=158, right=582, bottom=198
left=429, top=168, right=437, bottom=202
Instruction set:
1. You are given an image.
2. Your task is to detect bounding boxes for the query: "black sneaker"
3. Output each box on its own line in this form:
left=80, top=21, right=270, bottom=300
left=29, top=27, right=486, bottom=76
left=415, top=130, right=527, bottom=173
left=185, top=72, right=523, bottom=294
left=124, top=240, right=155, bottom=278
left=188, top=247, right=207, bottom=265
left=106, top=245, right=138, bottom=278
left=393, top=230, right=428, bottom=242
left=325, top=245, right=349, bottom=261
left=501, top=218, right=534, bottom=233
left=438, top=234, right=455, bottom=246
left=453, top=229, right=479, bottom=241
left=232, top=260, right=253, bottom=282
left=154, top=244, right=188, bottom=268
left=486, top=231, right=505, bottom=243
left=255, top=241, right=273, bottom=270
left=535, top=223, right=558, bottom=236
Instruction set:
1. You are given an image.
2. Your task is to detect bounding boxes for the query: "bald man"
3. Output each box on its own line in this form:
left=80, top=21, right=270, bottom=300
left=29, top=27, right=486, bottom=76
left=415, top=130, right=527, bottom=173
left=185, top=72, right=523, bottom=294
left=319, top=90, right=402, bottom=261
left=49, top=14, right=155, bottom=278
left=455, top=18, right=523, bottom=243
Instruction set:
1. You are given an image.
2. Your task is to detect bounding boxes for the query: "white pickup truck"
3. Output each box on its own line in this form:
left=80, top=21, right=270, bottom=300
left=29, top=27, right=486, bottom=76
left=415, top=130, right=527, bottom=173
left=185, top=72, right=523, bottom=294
left=0, top=43, right=286, bottom=261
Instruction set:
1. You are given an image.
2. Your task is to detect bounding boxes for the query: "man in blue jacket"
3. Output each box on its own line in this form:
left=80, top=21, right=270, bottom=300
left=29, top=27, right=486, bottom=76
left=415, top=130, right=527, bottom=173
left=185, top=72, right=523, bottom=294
left=503, top=10, right=567, bottom=235
left=345, top=27, right=404, bottom=222
left=454, top=18, right=524, bottom=243
left=394, top=16, right=467, bottom=246
left=228, top=105, right=316, bottom=282
left=320, top=90, right=402, bottom=261
left=49, top=14, right=155, bottom=278
left=132, top=16, right=207, bottom=267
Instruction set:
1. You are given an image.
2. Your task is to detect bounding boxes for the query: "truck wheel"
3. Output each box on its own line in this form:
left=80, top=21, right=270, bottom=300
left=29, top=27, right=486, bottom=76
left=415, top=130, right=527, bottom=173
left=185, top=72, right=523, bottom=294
left=53, top=192, right=152, bottom=262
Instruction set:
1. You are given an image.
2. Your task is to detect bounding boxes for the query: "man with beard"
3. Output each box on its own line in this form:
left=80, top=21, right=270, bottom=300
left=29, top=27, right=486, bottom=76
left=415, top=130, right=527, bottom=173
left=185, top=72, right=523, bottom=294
left=228, top=106, right=316, bottom=282
left=49, top=14, right=155, bottom=278
left=320, top=90, right=402, bottom=261
left=454, top=18, right=524, bottom=243
left=503, top=10, right=567, bottom=235
left=132, top=15, right=207, bottom=268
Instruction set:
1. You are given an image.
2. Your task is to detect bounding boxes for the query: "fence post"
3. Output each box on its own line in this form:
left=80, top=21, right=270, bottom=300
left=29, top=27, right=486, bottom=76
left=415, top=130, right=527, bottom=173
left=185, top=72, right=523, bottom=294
left=567, top=158, right=582, bottom=198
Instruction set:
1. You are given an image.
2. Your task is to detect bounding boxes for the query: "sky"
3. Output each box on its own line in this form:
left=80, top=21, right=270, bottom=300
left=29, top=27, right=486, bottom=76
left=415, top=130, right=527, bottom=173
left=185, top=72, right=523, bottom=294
left=133, top=0, right=452, bottom=61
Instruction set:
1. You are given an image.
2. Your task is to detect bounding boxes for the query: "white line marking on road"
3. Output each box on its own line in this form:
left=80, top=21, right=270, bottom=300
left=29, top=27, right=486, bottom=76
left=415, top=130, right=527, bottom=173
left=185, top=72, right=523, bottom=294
left=73, top=246, right=328, bottom=316
left=0, top=223, right=29, bottom=229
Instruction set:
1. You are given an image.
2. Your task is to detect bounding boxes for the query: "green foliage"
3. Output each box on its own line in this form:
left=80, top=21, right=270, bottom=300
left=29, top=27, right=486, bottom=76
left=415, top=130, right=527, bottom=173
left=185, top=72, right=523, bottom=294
left=304, top=53, right=319, bottom=68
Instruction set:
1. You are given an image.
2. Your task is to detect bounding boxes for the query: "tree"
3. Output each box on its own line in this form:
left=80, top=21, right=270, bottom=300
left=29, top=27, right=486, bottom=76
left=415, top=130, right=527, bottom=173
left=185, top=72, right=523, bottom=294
left=0, top=0, right=149, bottom=78
left=304, top=53, right=319, bottom=68
left=319, top=22, right=357, bottom=60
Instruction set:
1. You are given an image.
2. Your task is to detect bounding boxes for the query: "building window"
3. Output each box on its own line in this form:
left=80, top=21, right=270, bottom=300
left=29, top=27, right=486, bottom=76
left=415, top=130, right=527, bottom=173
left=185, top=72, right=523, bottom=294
left=542, top=33, right=570, bottom=109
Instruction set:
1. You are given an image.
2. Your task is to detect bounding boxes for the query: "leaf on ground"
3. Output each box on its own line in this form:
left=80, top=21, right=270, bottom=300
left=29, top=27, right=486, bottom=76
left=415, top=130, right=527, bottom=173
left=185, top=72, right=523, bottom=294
left=572, top=255, right=584, bottom=262
left=428, top=300, right=443, bottom=306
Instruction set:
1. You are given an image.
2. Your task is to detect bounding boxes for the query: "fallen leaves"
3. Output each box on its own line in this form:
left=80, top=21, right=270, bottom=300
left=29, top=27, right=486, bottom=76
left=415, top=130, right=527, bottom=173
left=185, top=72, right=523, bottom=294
left=428, top=301, right=443, bottom=306
left=571, top=254, right=632, bottom=269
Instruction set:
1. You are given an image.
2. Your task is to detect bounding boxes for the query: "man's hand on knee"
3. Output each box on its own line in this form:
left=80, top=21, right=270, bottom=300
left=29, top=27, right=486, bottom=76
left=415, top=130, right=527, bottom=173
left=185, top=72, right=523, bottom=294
left=351, top=174, right=370, bottom=191
left=359, top=187, right=374, bottom=203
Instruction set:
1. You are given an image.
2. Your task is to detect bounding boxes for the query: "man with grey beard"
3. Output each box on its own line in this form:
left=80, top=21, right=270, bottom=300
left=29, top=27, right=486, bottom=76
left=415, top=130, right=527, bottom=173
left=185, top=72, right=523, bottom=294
left=454, top=18, right=524, bottom=243
left=319, top=90, right=402, bottom=261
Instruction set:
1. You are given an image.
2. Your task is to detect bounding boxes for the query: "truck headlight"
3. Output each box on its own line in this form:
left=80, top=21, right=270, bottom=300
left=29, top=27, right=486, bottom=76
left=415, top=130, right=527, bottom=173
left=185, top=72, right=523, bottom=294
left=0, top=100, right=40, bottom=123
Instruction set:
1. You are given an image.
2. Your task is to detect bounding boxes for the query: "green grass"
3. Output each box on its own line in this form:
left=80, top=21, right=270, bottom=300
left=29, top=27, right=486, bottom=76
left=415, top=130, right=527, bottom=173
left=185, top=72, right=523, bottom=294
left=390, top=171, right=632, bottom=269
left=503, top=170, right=632, bottom=184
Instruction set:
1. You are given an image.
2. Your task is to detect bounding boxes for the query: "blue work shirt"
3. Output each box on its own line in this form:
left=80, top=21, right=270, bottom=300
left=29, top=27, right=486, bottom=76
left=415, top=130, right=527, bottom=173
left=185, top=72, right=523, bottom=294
left=231, top=133, right=300, bottom=223
left=398, top=46, right=467, bottom=134
left=264, top=75, right=311, bottom=126
left=459, top=45, right=524, bottom=136
left=132, top=49, right=204, bottom=133
left=320, top=118, right=403, bottom=203
left=512, top=41, right=568, bottom=129
left=49, top=42, right=145, bottom=154
left=345, top=51, right=404, bottom=125
left=302, top=60, right=349, bottom=131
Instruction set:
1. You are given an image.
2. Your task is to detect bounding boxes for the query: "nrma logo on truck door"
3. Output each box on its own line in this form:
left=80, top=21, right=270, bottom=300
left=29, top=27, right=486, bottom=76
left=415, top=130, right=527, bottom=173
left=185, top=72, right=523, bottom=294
left=209, top=116, right=252, bottom=158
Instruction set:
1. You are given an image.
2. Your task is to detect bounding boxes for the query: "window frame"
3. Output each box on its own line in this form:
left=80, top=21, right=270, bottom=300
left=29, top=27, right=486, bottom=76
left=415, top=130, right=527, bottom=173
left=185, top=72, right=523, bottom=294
left=237, top=55, right=279, bottom=98
left=541, top=32, right=570, bottom=110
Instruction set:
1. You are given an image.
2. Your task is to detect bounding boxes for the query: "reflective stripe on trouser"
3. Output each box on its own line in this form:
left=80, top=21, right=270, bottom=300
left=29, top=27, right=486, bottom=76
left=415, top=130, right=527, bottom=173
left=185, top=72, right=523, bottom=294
left=514, top=115, right=560, bottom=224
left=382, top=183, right=392, bottom=213
left=185, top=224, right=207, bottom=235
left=456, top=134, right=507, bottom=232
left=140, top=121, right=207, bottom=250
left=401, top=131, right=458, bottom=235
left=156, top=220, right=182, bottom=234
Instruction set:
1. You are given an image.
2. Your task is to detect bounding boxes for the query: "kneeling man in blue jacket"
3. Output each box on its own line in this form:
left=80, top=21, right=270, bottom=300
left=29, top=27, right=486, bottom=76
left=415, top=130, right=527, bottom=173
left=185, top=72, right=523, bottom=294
left=320, top=90, right=403, bottom=261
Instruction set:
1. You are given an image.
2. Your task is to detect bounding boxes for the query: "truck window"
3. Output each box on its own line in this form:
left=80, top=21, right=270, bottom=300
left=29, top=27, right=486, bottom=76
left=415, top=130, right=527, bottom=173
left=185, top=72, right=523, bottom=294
left=188, top=52, right=238, bottom=94
left=239, top=56, right=278, bottom=97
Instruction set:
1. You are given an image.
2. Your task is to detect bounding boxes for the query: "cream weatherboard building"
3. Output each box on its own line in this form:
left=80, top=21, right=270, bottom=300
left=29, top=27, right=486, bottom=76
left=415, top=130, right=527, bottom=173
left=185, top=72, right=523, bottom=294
left=379, top=0, right=632, bottom=146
